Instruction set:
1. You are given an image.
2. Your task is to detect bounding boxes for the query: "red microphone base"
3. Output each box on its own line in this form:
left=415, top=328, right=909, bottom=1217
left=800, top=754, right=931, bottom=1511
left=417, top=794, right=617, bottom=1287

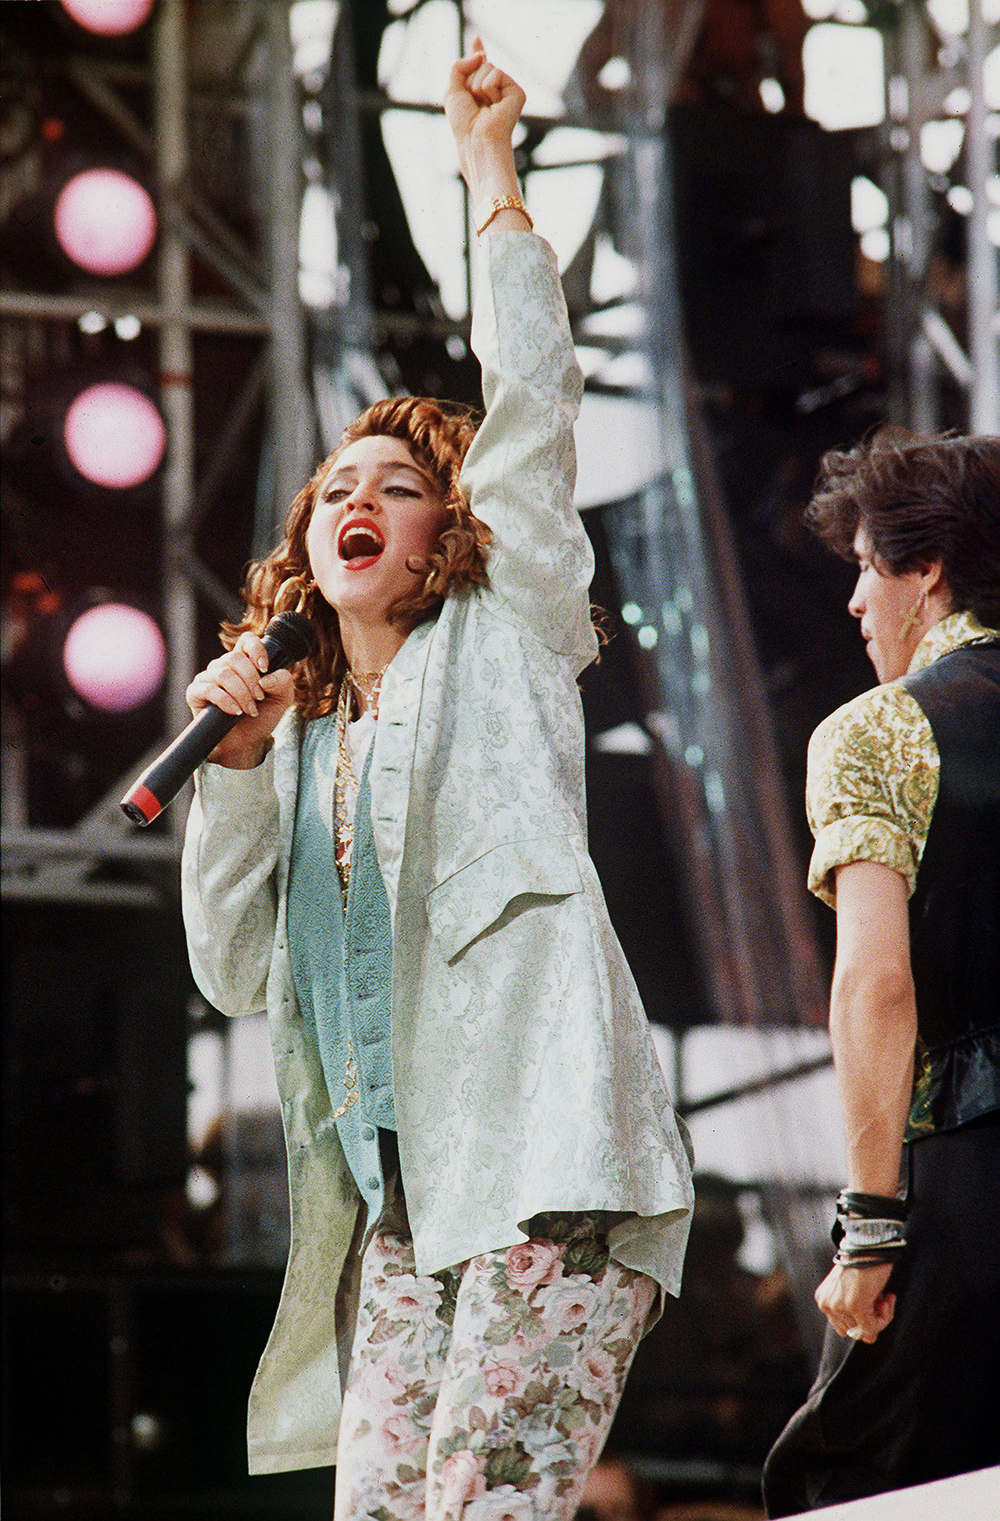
left=120, top=783, right=162, bottom=826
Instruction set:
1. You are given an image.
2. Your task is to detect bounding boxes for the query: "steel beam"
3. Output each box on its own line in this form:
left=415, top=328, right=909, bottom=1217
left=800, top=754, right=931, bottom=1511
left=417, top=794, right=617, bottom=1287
left=968, top=0, right=1000, bottom=432
left=0, top=289, right=267, bottom=335
left=154, top=0, right=198, bottom=844
left=67, top=55, right=266, bottom=294
left=265, top=0, right=312, bottom=534
left=883, top=3, right=998, bottom=431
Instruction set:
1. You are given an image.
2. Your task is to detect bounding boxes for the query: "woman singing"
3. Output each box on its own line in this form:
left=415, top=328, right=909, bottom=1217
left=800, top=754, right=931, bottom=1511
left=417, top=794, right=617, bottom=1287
left=181, top=42, right=692, bottom=1521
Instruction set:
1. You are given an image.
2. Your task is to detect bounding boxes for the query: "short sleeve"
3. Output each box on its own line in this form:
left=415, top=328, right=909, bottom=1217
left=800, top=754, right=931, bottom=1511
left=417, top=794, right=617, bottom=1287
left=805, top=684, right=939, bottom=908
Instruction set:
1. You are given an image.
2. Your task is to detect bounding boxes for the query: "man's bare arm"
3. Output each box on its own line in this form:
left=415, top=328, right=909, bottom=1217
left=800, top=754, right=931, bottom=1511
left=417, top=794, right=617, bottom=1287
left=815, top=860, right=917, bottom=1342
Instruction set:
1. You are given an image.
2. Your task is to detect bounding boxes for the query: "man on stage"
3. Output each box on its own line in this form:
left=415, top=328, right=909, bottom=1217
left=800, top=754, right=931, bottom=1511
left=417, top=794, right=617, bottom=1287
left=762, top=431, right=1000, bottom=1513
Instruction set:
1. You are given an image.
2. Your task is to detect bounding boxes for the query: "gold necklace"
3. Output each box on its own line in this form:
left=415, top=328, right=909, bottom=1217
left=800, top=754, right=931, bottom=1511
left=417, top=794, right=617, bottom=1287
left=347, top=666, right=386, bottom=717
left=332, top=676, right=366, bottom=1120
left=334, top=677, right=358, bottom=906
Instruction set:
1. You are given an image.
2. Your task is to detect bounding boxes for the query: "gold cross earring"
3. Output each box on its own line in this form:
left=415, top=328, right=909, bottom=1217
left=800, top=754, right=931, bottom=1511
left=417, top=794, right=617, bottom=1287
left=898, top=589, right=927, bottom=641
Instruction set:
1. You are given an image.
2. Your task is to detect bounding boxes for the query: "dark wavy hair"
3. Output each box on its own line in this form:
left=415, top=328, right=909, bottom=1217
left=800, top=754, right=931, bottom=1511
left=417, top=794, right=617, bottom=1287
left=222, top=397, right=491, bottom=718
left=806, top=428, right=1000, bottom=626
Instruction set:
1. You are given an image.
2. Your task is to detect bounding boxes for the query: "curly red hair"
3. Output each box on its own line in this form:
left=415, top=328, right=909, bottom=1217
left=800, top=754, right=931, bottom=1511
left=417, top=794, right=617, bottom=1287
left=222, top=397, right=491, bottom=718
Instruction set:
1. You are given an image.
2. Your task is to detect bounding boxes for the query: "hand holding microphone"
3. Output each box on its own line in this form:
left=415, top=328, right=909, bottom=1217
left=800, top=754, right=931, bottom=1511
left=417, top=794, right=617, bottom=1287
left=186, top=625, right=300, bottom=768
left=120, top=612, right=314, bottom=825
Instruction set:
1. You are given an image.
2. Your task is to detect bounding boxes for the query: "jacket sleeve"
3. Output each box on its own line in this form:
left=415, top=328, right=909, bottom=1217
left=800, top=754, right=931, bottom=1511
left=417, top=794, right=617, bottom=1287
left=180, top=752, right=282, bottom=1018
left=462, top=231, right=598, bottom=672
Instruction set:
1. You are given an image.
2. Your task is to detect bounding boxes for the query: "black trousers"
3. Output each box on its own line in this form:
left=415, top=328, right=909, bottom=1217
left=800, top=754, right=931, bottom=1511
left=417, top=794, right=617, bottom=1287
left=762, top=1114, right=1000, bottom=1515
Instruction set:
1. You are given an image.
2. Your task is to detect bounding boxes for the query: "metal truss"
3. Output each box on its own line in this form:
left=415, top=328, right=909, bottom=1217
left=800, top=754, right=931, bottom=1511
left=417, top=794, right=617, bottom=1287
left=883, top=0, right=999, bottom=432
left=1, top=0, right=314, bottom=906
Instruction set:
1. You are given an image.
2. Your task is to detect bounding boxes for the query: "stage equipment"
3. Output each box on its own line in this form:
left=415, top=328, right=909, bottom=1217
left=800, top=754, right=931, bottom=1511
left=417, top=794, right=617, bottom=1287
left=63, top=603, right=167, bottom=713
left=880, top=0, right=998, bottom=432
left=59, top=0, right=155, bottom=35
left=54, top=168, right=157, bottom=276
left=2, top=0, right=315, bottom=904
left=63, top=382, right=166, bottom=489
left=669, top=101, right=857, bottom=387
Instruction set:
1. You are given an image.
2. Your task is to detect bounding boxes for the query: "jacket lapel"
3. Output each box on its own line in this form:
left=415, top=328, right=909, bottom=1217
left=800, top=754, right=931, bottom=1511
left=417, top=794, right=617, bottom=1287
left=369, top=620, right=435, bottom=918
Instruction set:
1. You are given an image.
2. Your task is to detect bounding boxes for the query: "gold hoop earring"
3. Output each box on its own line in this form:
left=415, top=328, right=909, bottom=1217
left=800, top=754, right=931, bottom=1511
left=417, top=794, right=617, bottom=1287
left=274, top=574, right=314, bottom=615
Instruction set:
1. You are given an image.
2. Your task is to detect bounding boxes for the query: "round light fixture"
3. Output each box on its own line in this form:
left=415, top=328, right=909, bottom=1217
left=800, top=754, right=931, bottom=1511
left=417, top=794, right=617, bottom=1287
left=63, top=603, right=167, bottom=712
left=54, top=168, right=157, bottom=277
left=63, top=382, right=166, bottom=489
left=59, top=0, right=155, bottom=36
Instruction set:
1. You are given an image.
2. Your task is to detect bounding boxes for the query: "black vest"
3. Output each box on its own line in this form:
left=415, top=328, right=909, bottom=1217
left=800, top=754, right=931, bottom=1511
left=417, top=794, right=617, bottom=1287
left=902, top=643, right=1000, bottom=1136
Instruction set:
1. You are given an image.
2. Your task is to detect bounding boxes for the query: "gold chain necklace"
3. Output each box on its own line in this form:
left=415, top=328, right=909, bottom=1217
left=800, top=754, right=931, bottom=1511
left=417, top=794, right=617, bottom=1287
left=333, top=675, right=361, bottom=1118
left=334, top=677, right=358, bottom=906
left=347, top=667, right=385, bottom=718
left=334, top=663, right=386, bottom=901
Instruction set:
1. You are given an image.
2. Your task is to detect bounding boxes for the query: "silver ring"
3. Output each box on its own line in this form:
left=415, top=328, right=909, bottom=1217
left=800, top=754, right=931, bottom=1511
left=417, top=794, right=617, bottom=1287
left=846, top=1327, right=865, bottom=1341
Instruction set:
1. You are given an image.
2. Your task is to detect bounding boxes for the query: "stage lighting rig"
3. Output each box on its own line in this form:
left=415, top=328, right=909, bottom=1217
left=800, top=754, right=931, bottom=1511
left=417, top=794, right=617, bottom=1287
left=58, top=0, right=155, bottom=37
left=62, top=600, right=167, bottom=714
left=63, top=380, right=166, bottom=489
left=53, top=166, right=158, bottom=277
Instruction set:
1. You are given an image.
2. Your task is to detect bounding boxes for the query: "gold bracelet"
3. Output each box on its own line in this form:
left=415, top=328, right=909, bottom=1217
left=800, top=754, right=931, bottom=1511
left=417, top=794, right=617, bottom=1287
left=475, top=194, right=533, bottom=236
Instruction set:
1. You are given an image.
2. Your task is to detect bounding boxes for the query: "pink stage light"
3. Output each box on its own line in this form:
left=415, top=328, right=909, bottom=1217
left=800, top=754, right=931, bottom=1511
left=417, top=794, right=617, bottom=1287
left=63, top=383, right=166, bottom=489
left=54, top=169, right=157, bottom=277
left=59, top=0, right=155, bottom=36
left=63, top=603, right=167, bottom=713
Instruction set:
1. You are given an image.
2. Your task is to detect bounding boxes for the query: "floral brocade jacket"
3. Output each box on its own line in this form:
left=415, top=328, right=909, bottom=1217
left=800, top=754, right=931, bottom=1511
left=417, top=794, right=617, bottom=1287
left=181, top=233, right=694, bottom=1476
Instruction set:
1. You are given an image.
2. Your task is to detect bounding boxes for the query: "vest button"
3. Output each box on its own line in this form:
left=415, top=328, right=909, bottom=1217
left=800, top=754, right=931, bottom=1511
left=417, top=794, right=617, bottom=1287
left=362, top=1126, right=375, bottom=1142
left=367, top=1177, right=380, bottom=1193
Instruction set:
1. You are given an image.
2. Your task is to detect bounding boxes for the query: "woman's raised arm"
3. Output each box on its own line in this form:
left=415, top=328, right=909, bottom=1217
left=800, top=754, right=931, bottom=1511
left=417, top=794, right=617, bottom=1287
left=444, top=37, right=531, bottom=235
left=444, top=44, right=596, bottom=668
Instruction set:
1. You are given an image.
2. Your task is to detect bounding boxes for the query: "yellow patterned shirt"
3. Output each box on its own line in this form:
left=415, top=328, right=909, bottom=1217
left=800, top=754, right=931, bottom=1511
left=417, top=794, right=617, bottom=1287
left=806, top=611, right=1000, bottom=1137
left=806, top=610, right=999, bottom=909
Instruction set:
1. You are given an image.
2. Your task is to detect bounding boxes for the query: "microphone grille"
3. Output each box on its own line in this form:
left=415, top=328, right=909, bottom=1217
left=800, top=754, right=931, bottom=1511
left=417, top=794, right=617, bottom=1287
left=263, top=611, right=316, bottom=664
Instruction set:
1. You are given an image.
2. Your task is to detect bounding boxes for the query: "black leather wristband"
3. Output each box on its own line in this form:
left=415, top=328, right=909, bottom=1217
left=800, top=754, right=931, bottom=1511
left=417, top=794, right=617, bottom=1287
left=837, top=1189, right=909, bottom=1221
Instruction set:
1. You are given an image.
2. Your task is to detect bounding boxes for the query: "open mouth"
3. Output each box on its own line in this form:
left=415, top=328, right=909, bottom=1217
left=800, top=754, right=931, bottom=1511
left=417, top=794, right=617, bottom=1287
left=337, top=518, right=385, bottom=567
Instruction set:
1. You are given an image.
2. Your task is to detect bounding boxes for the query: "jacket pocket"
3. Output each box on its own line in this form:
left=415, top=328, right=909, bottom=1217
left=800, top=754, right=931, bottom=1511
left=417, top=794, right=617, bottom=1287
left=425, top=836, right=583, bottom=962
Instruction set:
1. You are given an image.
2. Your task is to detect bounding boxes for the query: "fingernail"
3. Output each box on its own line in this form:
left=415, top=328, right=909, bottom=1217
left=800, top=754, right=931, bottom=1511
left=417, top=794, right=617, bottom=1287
left=256, top=655, right=268, bottom=671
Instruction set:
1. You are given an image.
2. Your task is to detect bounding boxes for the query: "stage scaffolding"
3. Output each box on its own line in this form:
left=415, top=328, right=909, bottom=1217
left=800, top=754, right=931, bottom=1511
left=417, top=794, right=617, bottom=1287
left=1, top=0, right=314, bottom=907
left=3, top=0, right=995, bottom=934
left=883, top=0, right=999, bottom=434
left=3, top=0, right=996, bottom=1325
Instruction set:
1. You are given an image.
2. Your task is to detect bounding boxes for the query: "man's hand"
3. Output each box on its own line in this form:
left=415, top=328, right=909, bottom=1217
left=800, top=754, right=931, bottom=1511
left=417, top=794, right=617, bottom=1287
left=816, top=1259, right=896, bottom=1345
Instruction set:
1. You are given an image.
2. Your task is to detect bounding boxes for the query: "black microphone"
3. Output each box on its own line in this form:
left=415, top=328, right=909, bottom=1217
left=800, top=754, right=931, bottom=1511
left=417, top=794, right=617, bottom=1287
left=120, top=611, right=315, bottom=826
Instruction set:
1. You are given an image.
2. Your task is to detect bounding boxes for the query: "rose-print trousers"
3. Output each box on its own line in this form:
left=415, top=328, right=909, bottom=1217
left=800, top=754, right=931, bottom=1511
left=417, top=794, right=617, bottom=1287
left=333, top=1173, right=655, bottom=1521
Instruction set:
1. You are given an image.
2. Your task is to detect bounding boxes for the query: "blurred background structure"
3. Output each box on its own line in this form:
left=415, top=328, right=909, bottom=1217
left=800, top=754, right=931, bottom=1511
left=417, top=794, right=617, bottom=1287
left=2, top=1, right=997, bottom=1517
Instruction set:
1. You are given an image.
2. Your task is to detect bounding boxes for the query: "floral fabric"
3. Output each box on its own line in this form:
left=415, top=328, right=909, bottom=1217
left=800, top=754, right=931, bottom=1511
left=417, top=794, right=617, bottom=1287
left=904, top=608, right=997, bottom=674
left=805, top=611, right=999, bottom=909
left=805, top=682, right=938, bottom=908
left=334, top=1212, right=655, bottom=1521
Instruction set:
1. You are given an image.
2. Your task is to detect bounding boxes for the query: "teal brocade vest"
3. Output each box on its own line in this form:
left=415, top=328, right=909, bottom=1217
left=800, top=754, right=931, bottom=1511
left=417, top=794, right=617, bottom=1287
left=287, top=713, right=395, bottom=1215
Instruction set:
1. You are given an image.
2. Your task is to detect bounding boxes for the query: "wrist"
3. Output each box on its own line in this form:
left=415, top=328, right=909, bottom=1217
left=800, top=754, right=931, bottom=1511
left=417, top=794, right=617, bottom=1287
left=475, top=194, right=532, bottom=237
left=460, top=142, right=520, bottom=208
left=830, top=1185, right=909, bottom=1268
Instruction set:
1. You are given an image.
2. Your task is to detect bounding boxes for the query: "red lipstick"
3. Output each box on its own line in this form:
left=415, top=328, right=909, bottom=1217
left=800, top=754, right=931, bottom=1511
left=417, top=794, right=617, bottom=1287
left=337, top=516, right=385, bottom=570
